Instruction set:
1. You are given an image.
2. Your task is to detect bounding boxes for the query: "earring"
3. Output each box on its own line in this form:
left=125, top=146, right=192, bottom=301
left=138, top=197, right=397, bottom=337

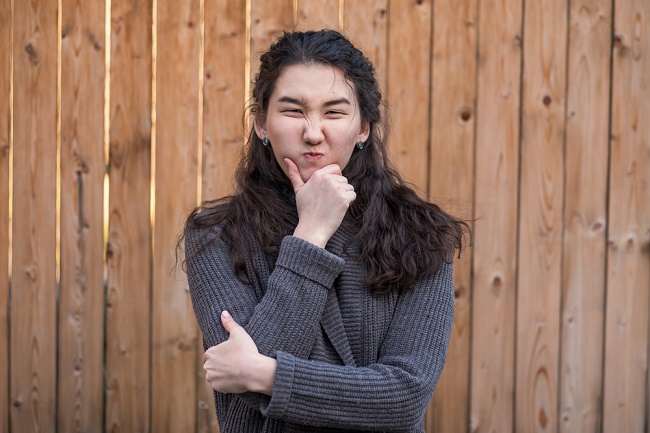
left=262, top=137, right=270, bottom=146
left=357, top=141, right=365, bottom=150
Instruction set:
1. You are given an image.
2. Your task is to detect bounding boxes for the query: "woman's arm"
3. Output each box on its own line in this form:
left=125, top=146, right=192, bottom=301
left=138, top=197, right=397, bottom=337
left=187, top=228, right=343, bottom=358
left=259, top=260, right=455, bottom=431
left=186, top=226, right=345, bottom=414
left=197, top=246, right=454, bottom=431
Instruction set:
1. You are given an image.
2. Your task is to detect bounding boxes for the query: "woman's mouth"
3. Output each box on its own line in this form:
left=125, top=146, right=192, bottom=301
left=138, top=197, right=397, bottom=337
left=303, top=152, right=323, bottom=162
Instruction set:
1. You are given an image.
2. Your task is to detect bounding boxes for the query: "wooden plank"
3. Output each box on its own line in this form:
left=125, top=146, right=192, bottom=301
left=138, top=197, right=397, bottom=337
left=249, top=0, right=294, bottom=91
left=469, top=0, right=522, bottom=430
left=105, top=0, right=153, bottom=431
left=10, top=0, right=58, bottom=432
left=425, top=0, right=477, bottom=431
left=58, top=1, right=106, bottom=431
left=0, top=0, right=10, bottom=430
left=197, top=360, right=220, bottom=433
left=202, top=0, right=246, bottom=204
left=295, top=0, right=339, bottom=31
left=603, top=0, right=650, bottom=432
left=343, top=0, right=388, bottom=101
left=151, top=0, right=201, bottom=432
left=559, top=1, right=612, bottom=432
left=386, top=0, right=432, bottom=194
left=516, top=0, right=567, bottom=431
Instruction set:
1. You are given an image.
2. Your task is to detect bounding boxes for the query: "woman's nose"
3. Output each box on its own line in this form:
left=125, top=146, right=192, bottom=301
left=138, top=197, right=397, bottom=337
left=303, top=118, right=324, bottom=144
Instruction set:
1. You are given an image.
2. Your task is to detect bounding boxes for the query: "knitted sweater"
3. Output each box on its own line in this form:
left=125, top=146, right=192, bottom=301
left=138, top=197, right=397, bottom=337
left=185, top=223, right=455, bottom=432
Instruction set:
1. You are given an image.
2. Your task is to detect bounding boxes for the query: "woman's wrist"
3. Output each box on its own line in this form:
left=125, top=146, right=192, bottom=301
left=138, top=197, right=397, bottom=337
left=247, top=353, right=277, bottom=396
left=292, top=224, right=329, bottom=248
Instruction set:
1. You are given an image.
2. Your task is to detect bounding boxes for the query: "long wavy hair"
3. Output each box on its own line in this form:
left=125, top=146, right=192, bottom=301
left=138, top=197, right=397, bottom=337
left=181, top=29, right=469, bottom=293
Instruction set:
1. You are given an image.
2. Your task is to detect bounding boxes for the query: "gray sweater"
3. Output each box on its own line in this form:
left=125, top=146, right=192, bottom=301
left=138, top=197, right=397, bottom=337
left=186, top=223, right=454, bottom=432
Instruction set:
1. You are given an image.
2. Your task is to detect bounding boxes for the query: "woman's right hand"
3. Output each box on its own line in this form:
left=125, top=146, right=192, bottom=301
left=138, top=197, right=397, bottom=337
left=285, top=158, right=356, bottom=248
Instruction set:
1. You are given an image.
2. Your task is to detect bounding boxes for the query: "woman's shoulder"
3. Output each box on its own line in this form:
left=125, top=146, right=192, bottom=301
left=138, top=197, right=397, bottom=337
left=184, top=201, right=233, bottom=255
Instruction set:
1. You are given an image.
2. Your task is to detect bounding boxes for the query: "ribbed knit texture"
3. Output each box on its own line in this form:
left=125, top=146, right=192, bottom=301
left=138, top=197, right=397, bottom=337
left=186, top=224, right=455, bottom=433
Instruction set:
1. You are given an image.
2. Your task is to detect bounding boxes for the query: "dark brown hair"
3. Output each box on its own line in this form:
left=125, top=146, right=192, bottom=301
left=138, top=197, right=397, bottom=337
left=181, top=29, right=469, bottom=293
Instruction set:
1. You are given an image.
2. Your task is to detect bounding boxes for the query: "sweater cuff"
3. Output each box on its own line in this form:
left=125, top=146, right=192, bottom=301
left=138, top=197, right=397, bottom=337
left=275, top=236, right=345, bottom=288
left=261, top=351, right=295, bottom=419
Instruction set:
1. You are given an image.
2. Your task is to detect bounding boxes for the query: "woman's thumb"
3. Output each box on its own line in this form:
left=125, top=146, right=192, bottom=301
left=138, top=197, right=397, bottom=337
left=284, top=158, right=305, bottom=192
left=220, top=310, right=239, bottom=334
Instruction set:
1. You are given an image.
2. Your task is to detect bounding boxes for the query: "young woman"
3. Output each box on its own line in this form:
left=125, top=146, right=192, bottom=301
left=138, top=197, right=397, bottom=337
left=182, top=29, right=468, bottom=432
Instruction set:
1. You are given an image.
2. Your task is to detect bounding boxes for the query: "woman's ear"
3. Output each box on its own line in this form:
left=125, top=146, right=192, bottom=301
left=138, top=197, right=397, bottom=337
left=358, top=121, right=370, bottom=143
left=253, top=115, right=267, bottom=140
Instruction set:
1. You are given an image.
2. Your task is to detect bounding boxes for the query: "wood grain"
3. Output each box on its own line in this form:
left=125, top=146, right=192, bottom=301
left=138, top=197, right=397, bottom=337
left=603, top=1, right=650, bottom=432
left=386, top=0, right=432, bottom=194
left=10, top=0, right=58, bottom=432
left=58, top=0, right=106, bottom=432
left=0, top=0, right=10, bottom=430
left=106, top=0, right=153, bottom=431
left=151, top=1, right=201, bottom=432
left=202, top=0, right=246, bottom=204
left=516, top=0, right=568, bottom=431
left=560, top=1, right=612, bottom=432
left=470, top=0, right=522, bottom=431
left=295, top=0, right=339, bottom=31
left=249, top=0, right=294, bottom=90
left=425, top=0, right=476, bottom=430
left=343, top=0, right=388, bottom=104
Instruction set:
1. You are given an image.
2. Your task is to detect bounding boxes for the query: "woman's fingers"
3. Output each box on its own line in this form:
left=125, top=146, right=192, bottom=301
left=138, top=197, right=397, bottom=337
left=220, top=310, right=239, bottom=334
left=202, top=312, right=261, bottom=393
left=291, top=164, right=356, bottom=247
left=284, top=158, right=305, bottom=192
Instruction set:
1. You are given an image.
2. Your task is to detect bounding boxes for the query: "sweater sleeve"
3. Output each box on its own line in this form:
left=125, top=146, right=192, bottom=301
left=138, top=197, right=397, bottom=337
left=185, top=227, right=345, bottom=412
left=260, top=260, right=455, bottom=431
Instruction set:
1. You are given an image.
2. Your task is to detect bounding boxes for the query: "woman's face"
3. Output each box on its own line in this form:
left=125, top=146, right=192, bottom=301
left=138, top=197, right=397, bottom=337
left=255, top=64, right=370, bottom=183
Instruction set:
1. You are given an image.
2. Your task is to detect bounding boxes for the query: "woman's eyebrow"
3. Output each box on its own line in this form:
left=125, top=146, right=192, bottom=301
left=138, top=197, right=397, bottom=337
left=276, top=96, right=351, bottom=107
left=323, top=98, right=351, bottom=107
left=277, top=96, right=305, bottom=105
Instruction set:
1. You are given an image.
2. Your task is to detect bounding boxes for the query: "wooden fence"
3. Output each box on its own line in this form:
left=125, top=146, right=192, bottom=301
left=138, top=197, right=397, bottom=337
left=1, top=0, right=648, bottom=432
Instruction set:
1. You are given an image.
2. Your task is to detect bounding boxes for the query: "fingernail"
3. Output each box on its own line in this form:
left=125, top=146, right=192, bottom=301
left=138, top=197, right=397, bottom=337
left=222, top=310, right=231, bottom=318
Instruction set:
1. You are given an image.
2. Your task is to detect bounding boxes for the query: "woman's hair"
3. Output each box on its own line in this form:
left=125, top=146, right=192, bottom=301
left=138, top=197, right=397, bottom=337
left=182, top=29, right=469, bottom=293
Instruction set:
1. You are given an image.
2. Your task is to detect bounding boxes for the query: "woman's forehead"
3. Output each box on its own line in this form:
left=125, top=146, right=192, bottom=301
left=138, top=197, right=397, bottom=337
left=272, top=64, right=357, bottom=105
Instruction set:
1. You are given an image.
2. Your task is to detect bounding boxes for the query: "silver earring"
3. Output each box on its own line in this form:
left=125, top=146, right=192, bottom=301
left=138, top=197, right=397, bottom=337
left=262, top=137, right=270, bottom=146
left=357, top=141, right=365, bottom=150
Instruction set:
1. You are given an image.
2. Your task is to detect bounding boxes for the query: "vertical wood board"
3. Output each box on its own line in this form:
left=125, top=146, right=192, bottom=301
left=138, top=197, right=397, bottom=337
left=426, top=0, right=477, bottom=430
left=106, top=0, right=153, bottom=431
left=560, top=1, right=612, bottom=432
left=343, top=0, right=389, bottom=119
left=603, top=1, right=650, bottom=432
left=58, top=0, right=106, bottom=431
left=386, top=0, right=432, bottom=193
left=470, top=0, right=522, bottom=431
left=0, top=0, right=10, bottom=430
left=202, top=0, right=246, bottom=202
left=516, top=0, right=567, bottom=431
left=10, top=0, right=58, bottom=432
left=152, top=0, right=201, bottom=432
left=249, top=0, right=294, bottom=90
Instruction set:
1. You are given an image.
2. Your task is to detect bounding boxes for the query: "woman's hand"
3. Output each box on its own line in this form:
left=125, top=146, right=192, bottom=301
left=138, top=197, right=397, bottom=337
left=285, top=158, right=356, bottom=248
left=203, top=311, right=276, bottom=395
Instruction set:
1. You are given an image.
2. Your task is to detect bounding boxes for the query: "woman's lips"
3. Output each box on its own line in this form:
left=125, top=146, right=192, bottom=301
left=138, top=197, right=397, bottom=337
left=303, top=152, right=323, bottom=162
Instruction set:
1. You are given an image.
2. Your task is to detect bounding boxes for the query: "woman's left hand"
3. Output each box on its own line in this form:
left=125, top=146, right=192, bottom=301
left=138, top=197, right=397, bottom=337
left=203, top=311, right=276, bottom=395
